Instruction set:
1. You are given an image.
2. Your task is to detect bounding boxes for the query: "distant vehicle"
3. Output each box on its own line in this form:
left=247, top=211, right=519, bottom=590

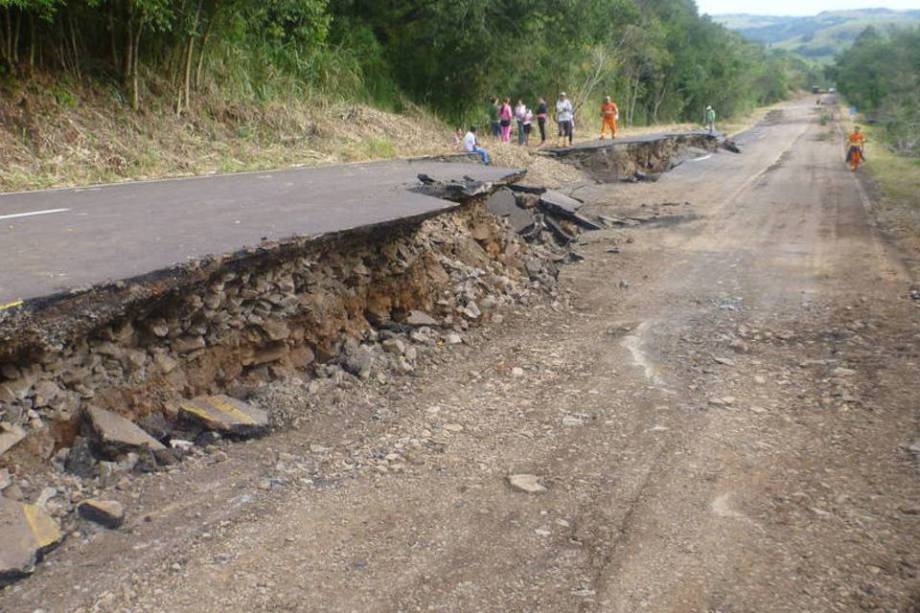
left=828, top=87, right=836, bottom=93
left=811, top=85, right=820, bottom=94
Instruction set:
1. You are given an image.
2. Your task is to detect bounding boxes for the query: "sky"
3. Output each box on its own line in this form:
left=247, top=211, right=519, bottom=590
left=697, top=0, right=920, bottom=16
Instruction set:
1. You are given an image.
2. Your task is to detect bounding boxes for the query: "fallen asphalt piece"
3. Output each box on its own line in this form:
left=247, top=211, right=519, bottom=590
left=486, top=188, right=536, bottom=234
left=0, top=161, right=523, bottom=306
left=87, top=406, right=167, bottom=456
left=178, top=395, right=269, bottom=436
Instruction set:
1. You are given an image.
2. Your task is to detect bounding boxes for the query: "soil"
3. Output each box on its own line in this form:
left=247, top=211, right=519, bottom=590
left=3, top=99, right=920, bottom=612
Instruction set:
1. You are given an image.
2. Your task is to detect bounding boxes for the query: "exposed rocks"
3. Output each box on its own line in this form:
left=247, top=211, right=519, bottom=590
left=87, top=406, right=167, bottom=456
left=77, top=499, right=125, bottom=529
left=0, top=423, right=26, bottom=457
left=508, top=474, right=547, bottom=494
left=404, top=310, right=439, bottom=327
left=0, top=497, right=63, bottom=586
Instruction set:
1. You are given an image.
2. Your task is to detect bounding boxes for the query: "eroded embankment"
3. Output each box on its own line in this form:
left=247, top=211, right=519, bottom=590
left=544, top=132, right=722, bottom=182
left=0, top=196, right=559, bottom=471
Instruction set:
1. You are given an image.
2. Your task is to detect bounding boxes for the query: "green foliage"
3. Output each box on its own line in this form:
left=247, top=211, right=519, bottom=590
left=0, top=0, right=805, bottom=128
left=834, top=26, right=920, bottom=155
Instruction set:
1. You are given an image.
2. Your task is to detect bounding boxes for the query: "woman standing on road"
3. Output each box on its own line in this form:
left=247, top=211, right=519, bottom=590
left=498, top=97, right=513, bottom=143
left=514, top=99, right=527, bottom=145
left=535, top=97, right=548, bottom=145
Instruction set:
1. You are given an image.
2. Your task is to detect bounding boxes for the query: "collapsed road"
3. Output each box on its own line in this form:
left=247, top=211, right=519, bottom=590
left=0, top=160, right=523, bottom=305
left=3, top=100, right=920, bottom=611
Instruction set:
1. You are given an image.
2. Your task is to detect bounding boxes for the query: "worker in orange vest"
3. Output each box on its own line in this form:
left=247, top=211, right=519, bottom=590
left=846, top=126, right=866, bottom=171
left=600, top=95, right=618, bottom=139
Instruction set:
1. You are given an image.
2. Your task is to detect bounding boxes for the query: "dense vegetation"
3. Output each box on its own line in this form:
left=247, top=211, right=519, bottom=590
left=831, top=26, right=920, bottom=155
left=0, top=0, right=807, bottom=125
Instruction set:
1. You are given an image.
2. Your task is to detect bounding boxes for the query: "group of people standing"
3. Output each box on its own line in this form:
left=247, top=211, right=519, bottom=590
left=486, top=92, right=592, bottom=148
left=461, top=91, right=618, bottom=164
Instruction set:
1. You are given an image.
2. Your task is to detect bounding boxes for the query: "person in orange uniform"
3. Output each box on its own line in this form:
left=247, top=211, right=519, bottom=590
left=600, top=95, right=618, bottom=139
left=846, top=125, right=866, bottom=171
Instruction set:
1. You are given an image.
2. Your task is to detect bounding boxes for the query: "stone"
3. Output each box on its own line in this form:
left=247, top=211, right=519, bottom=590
left=459, top=302, right=481, bottom=320
left=171, top=335, right=206, bottom=354
left=405, top=310, right=439, bottom=327
left=562, top=415, right=585, bottom=427
left=511, top=367, right=525, bottom=377
left=65, top=436, right=98, bottom=478
left=77, top=499, right=125, bottom=529
left=508, top=474, right=547, bottom=494
left=260, top=320, right=291, bottom=341
left=32, top=380, right=62, bottom=407
left=381, top=338, right=406, bottom=355
left=0, top=424, right=26, bottom=458
left=86, top=406, right=167, bottom=456
left=178, top=395, right=269, bottom=436
left=0, top=497, right=63, bottom=586
left=445, top=333, right=463, bottom=345
left=251, top=343, right=288, bottom=365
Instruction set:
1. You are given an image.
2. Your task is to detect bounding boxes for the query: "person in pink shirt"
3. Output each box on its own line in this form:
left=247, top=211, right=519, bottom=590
left=498, top=97, right=513, bottom=143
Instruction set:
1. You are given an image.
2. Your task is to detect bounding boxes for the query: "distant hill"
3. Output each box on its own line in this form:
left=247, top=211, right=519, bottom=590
left=715, top=9, right=920, bottom=63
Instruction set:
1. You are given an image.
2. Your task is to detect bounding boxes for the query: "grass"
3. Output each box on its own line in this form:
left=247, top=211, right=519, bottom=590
left=840, top=115, right=920, bottom=265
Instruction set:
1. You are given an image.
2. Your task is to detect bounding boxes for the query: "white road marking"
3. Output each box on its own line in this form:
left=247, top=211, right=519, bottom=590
left=689, top=154, right=713, bottom=162
left=0, top=208, right=70, bottom=221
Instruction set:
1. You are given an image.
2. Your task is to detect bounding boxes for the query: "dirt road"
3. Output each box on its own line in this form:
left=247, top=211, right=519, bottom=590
left=4, top=101, right=920, bottom=612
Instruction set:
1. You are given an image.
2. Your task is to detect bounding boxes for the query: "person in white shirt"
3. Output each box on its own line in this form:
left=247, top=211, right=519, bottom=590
left=463, top=126, right=490, bottom=165
left=555, top=91, right=574, bottom=147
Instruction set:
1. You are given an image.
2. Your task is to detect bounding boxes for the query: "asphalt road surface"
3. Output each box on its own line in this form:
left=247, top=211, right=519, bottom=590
left=4, top=101, right=920, bottom=612
left=0, top=160, right=518, bottom=304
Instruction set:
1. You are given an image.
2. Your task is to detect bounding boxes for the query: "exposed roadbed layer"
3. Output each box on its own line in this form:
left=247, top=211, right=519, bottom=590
left=0, top=161, right=522, bottom=306
left=0, top=162, right=524, bottom=356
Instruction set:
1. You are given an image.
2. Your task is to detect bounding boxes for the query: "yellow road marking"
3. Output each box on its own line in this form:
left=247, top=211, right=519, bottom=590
left=180, top=396, right=255, bottom=426
left=0, top=299, right=23, bottom=312
left=22, top=503, right=61, bottom=548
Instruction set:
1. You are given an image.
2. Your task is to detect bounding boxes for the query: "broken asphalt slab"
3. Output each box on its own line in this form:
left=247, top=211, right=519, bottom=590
left=87, top=406, right=166, bottom=456
left=486, top=188, right=536, bottom=234
left=178, top=395, right=268, bottom=436
left=538, top=191, right=602, bottom=232
left=0, top=497, right=63, bottom=586
left=0, top=161, right=524, bottom=306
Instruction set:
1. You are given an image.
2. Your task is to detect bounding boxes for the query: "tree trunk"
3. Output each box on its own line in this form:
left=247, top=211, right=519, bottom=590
left=194, top=11, right=215, bottom=89
left=109, top=1, right=120, bottom=71
left=68, top=11, right=81, bottom=79
left=27, top=12, right=35, bottom=73
left=123, top=2, right=134, bottom=85
left=12, top=7, right=21, bottom=65
left=131, top=23, right=142, bottom=110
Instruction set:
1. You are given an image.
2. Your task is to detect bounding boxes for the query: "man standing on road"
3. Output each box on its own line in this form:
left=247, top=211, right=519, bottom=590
left=600, top=95, right=618, bottom=139
left=846, top=125, right=866, bottom=171
left=705, top=105, right=716, bottom=135
left=556, top=92, right=574, bottom=148
left=463, top=126, right=490, bottom=165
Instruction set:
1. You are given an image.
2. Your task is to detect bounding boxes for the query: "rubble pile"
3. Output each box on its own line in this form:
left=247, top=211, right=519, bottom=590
left=0, top=186, right=570, bottom=583
left=487, top=185, right=601, bottom=254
